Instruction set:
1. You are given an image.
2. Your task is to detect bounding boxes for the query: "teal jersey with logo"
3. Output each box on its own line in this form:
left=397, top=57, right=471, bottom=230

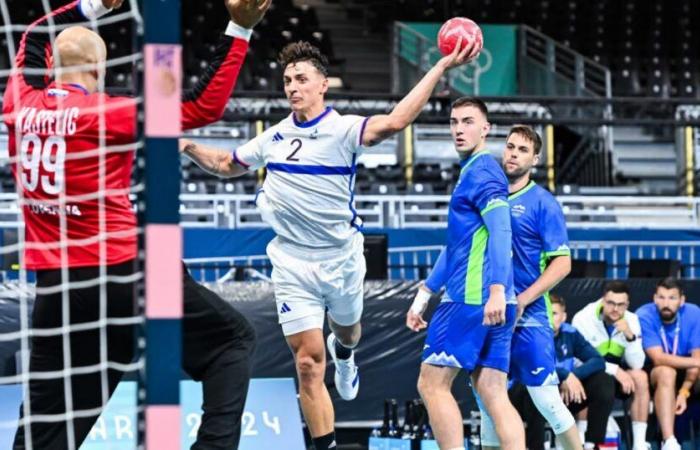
left=443, top=151, right=515, bottom=305
left=509, top=181, right=570, bottom=327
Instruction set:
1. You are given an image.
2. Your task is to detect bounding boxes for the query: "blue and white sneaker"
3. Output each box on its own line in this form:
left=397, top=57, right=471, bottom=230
left=326, top=333, right=359, bottom=401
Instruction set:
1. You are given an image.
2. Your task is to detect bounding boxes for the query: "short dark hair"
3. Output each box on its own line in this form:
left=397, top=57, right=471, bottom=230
left=507, top=124, right=542, bottom=155
left=602, top=280, right=630, bottom=298
left=277, top=41, right=329, bottom=77
left=550, top=292, right=565, bottom=310
left=451, top=96, right=488, bottom=119
left=656, top=277, right=684, bottom=296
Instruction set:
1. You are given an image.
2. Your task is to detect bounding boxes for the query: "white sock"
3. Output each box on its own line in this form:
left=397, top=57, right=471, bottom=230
left=577, top=420, right=588, bottom=442
left=583, top=443, right=595, bottom=450
left=632, top=421, right=647, bottom=447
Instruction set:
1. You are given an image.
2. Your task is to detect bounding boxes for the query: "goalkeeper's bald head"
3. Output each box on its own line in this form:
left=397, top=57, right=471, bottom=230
left=53, top=26, right=107, bottom=93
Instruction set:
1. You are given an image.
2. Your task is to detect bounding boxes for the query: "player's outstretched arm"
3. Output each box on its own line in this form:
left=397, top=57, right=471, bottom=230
left=180, top=139, right=248, bottom=178
left=180, top=0, right=271, bottom=130
left=359, top=37, right=477, bottom=147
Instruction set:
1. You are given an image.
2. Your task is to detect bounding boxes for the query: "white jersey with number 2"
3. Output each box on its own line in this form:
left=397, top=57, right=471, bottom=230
left=234, top=107, right=368, bottom=248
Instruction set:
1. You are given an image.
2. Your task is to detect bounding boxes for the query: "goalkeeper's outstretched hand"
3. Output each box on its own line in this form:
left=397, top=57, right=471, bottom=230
left=226, top=0, right=272, bottom=29
left=102, top=0, right=125, bottom=9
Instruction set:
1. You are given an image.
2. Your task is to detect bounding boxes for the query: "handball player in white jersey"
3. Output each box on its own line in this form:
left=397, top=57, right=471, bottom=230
left=180, top=39, right=476, bottom=449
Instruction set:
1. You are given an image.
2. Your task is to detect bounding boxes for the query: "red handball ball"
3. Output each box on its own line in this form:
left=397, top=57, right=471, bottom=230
left=437, top=17, right=484, bottom=57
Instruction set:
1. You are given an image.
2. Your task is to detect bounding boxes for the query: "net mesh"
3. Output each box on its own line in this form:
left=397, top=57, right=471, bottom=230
left=0, top=1, right=145, bottom=448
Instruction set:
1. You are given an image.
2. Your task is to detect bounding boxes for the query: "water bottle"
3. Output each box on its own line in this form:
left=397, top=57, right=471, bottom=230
left=388, top=399, right=399, bottom=437
left=468, top=410, right=481, bottom=447
left=411, top=399, right=427, bottom=440
left=378, top=398, right=391, bottom=437
left=401, top=400, right=414, bottom=439
left=422, top=424, right=433, bottom=441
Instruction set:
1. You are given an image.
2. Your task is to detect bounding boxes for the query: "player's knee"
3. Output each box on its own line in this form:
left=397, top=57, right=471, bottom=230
left=417, top=372, right=447, bottom=398
left=527, top=385, right=575, bottom=435
left=296, top=354, right=324, bottom=386
left=474, top=371, right=508, bottom=406
left=652, top=366, right=676, bottom=386
left=630, top=369, right=649, bottom=390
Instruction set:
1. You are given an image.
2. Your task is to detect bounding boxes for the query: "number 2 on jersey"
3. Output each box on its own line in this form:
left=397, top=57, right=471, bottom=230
left=286, top=138, right=302, bottom=161
left=19, top=134, right=66, bottom=194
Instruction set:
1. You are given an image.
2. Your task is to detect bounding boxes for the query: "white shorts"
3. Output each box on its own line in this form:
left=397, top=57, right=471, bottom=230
left=267, top=232, right=366, bottom=336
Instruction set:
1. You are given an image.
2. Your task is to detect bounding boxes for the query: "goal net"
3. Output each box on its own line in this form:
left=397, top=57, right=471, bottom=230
left=0, top=1, right=147, bottom=448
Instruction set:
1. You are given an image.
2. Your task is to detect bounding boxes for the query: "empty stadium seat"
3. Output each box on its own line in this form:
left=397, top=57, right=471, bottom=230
left=570, top=260, right=607, bottom=278
left=360, top=0, right=699, bottom=98
left=628, top=259, right=682, bottom=278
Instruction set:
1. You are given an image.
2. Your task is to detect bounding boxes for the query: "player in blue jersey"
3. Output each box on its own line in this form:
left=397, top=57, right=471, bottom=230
left=477, top=125, right=581, bottom=449
left=406, top=98, right=524, bottom=450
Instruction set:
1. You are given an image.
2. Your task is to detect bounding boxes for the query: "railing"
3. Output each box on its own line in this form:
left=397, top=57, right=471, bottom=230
left=519, top=25, right=611, bottom=98
left=569, top=241, right=700, bottom=279
left=380, top=242, right=700, bottom=280
left=2, top=193, right=699, bottom=229
left=182, top=240, right=700, bottom=282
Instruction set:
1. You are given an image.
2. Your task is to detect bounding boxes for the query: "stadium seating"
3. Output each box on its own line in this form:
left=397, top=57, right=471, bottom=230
left=354, top=0, right=700, bottom=97
left=4, top=0, right=698, bottom=97
left=0, top=0, right=334, bottom=92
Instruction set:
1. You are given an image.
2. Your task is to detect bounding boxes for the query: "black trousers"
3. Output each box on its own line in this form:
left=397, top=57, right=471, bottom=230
left=510, top=371, right=616, bottom=448
left=13, top=261, right=256, bottom=450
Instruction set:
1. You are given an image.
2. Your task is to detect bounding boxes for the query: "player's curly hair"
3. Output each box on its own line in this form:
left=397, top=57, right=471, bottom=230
left=277, top=41, right=329, bottom=77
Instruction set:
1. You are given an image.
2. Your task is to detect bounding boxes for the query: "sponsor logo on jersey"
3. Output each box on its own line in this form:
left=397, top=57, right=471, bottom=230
left=511, top=203, right=526, bottom=217
left=280, top=302, right=292, bottom=314
left=47, top=88, right=69, bottom=97
left=272, top=132, right=285, bottom=142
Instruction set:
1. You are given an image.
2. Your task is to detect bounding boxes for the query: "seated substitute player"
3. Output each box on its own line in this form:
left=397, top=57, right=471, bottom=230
left=179, top=40, right=477, bottom=450
left=511, top=293, right=612, bottom=449
left=636, top=278, right=700, bottom=450
left=469, top=125, right=581, bottom=450
left=3, top=0, right=269, bottom=448
left=572, top=281, right=650, bottom=450
left=405, top=98, right=525, bottom=450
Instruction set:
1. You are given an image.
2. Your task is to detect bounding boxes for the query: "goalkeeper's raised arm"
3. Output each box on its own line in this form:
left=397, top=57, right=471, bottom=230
left=4, top=0, right=271, bottom=133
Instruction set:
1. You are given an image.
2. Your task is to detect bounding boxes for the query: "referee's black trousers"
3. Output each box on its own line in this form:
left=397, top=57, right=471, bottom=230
left=13, top=261, right=256, bottom=450
left=182, top=267, right=256, bottom=450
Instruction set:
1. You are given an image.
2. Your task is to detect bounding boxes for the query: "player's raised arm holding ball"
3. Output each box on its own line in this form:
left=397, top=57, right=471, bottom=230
left=179, top=32, right=478, bottom=177
left=180, top=30, right=477, bottom=450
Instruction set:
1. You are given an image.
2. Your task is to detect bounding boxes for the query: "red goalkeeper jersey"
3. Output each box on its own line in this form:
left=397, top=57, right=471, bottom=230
left=3, top=0, right=250, bottom=270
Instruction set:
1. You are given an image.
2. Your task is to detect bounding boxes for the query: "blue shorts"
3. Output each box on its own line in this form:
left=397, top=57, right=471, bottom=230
left=422, top=302, right=517, bottom=373
left=509, top=325, right=559, bottom=386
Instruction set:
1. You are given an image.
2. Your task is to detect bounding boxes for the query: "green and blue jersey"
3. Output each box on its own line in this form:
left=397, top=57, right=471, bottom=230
left=441, top=151, right=515, bottom=305
left=509, top=181, right=570, bottom=328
